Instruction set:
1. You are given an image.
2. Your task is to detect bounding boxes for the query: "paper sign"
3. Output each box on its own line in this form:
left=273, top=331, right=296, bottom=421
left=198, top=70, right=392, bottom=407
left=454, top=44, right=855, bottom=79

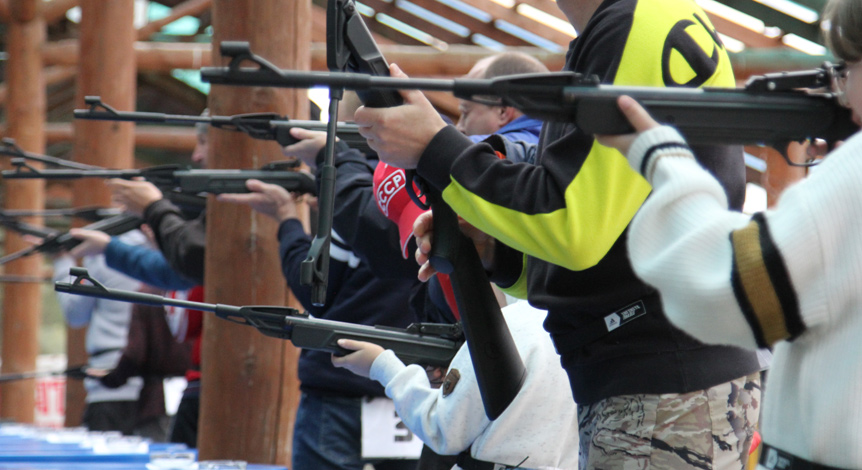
left=361, top=397, right=423, bottom=459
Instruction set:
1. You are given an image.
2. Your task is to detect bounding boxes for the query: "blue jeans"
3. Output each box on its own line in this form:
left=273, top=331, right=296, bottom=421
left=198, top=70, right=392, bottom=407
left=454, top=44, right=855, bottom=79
left=292, top=392, right=418, bottom=470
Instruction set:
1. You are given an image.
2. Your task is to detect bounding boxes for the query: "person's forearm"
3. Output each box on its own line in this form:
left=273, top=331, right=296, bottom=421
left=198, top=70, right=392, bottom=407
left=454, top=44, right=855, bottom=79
left=371, top=349, right=486, bottom=455
left=104, top=239, right=197, bottom=290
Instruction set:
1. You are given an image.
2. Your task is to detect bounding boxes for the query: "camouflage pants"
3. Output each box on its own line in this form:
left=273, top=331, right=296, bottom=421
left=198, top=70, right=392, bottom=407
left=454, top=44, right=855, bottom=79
left=578, top=372, right=761, bottom=470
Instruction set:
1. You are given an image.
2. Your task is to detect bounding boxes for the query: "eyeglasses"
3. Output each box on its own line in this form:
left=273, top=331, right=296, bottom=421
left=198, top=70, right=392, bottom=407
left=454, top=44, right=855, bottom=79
left=833, top=62, right=851, bottom=108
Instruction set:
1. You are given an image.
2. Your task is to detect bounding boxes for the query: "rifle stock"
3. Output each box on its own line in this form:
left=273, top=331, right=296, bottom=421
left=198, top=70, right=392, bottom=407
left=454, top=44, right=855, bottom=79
left=55, top=268, right=463, bottom=367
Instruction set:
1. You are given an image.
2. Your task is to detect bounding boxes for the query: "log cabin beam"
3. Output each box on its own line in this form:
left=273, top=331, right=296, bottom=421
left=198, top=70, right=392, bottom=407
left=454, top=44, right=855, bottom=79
left=43, top=40, right=566, bottom=76
left=43, top=0, right=78, bottom=25
left=137, top=0, right=212, bottom=40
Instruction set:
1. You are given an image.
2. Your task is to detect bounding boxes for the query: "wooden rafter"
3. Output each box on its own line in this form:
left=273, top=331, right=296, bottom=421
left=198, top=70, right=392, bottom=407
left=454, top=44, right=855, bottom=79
left=0, top=65, right=76, bottom=106
left=454, top=0, right=574, bottom=47
left=41, top=39, right=566, bottom=76
left=361, top=0, right=473, bottom=45
left=397, top=0, right=533, bottom=47
left=706, top=11, right=784, bottom=48
left=43, top=0, right=78, bottom=24
left=137, top=0, right=212, bottom=40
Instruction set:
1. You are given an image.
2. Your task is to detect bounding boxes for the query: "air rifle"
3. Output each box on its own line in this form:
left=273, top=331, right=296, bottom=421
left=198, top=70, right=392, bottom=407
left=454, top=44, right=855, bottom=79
left=0, top=365, right=94, bottom=383
left=0, top=139, right=207, bottom=212
left=0, top=206, right=122, bottom=222
left=74, top=96, right=376, bottom=157
left=200, top=46, right=857, bottom=154
left=0, top=213, right=143, bottom=266
left=55, top=267, right=463, bottom=367
left=0, top=213, right=60, bottom=240
left=2, top=160, right=317, bottom=197
left=0, top=207, right=124, bottom=245
left=0, top=138, right=100, bottom=170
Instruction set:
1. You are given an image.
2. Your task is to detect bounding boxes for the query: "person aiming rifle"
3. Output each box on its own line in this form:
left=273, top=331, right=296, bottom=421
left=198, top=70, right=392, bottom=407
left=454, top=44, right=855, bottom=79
left=346, top=0, right=764, bottom=468
left=590, top=0, right=862, bottom=467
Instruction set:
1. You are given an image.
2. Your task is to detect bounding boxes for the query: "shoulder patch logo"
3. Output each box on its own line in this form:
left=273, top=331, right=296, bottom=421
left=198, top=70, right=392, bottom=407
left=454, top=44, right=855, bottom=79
left=662, top=13, right=724, bottom=87
left=441, top=368, right=461, bottom=397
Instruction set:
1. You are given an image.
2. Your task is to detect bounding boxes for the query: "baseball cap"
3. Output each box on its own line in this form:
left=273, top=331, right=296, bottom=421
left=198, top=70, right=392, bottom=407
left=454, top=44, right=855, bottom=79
left=372, top=162, right=429, bottom=259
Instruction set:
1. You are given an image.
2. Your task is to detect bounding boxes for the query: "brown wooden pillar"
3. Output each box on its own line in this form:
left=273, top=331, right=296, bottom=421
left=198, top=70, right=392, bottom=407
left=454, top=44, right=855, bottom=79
left=1, top=0, right=45, bottom=424
left=65, top=0, right=137, bottom=427
left=199, top=0, right=308, bottom=464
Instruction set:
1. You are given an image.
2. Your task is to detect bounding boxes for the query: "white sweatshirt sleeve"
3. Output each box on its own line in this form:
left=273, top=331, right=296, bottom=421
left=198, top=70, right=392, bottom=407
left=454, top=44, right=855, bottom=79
left=370, top=347, right=488, bottom=455
left=624, top=126, right=761, bottom=349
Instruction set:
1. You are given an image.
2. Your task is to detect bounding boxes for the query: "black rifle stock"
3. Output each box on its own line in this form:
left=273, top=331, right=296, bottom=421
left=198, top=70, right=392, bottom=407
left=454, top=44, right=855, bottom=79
left=410, top=176, right=526, bottom=420
left=0, top=214, right=143, bottom=266
left=74, top=97, right=376, bottom=157
left=56, top=268, right=463, bottom=367
left=2, top=161, right=317, bottom=196
left=200, top=53, right=857, bottom=153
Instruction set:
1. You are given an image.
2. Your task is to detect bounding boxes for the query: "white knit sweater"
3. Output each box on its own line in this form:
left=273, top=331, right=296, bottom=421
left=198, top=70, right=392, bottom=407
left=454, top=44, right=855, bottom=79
left=625, top=126, right=862, bottom=467
left=369, top=301, right=579, bottom=470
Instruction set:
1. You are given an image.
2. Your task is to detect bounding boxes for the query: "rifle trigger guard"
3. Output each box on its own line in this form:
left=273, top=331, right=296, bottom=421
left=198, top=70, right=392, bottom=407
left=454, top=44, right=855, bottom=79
left=405, top=170, right=431, bottom=211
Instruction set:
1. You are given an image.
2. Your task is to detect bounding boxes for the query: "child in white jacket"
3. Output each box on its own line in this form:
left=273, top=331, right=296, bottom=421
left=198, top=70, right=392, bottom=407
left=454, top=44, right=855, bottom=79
left=596, top=0, right=862, bottom=467
left=333, top=301, right=579, bottom=470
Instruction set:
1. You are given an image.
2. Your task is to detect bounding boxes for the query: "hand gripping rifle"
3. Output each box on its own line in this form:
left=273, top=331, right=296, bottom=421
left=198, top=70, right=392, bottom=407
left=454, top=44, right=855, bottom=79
left=55, top=267, right=463, bottom=367
left=200, top=50, right=858, bottom=161
left=74, top=96, right=376, bottom=158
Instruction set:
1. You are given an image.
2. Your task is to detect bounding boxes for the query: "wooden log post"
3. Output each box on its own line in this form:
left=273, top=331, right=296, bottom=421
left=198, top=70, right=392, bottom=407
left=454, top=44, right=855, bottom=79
left=65, top=0, right=137, bottom=427
left=198, top=0, right=308, bottom=464
left=1, top=0, right=45, bottom=424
